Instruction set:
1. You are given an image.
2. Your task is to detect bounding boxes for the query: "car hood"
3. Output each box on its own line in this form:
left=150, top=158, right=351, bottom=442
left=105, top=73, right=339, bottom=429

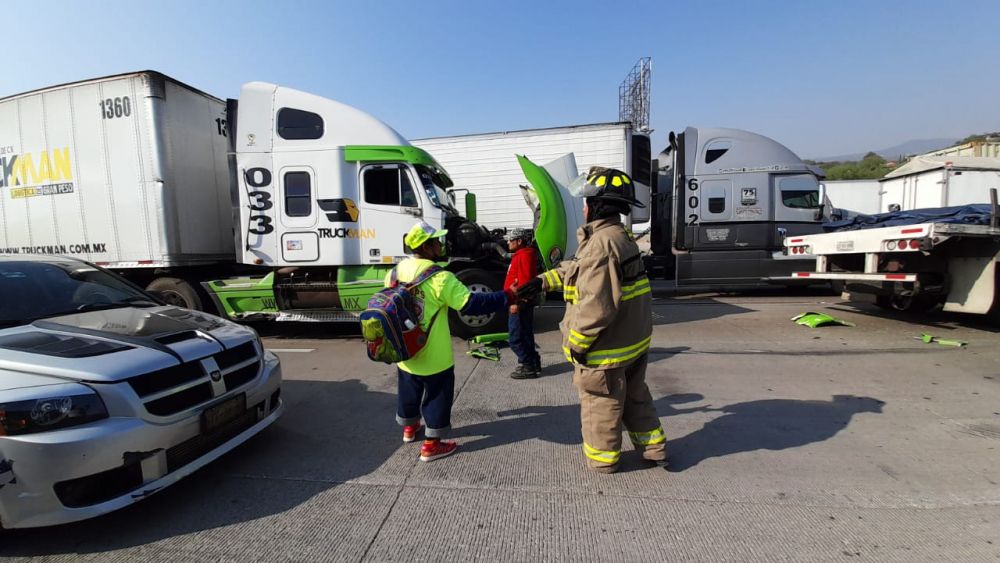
left=0, top=306, right=256, bottom=385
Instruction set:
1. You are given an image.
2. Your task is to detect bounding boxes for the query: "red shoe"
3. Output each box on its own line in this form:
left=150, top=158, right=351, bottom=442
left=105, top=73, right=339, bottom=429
left=419, top=439, right=457, bottom=462
left=403, top=423, right=423, bottom=443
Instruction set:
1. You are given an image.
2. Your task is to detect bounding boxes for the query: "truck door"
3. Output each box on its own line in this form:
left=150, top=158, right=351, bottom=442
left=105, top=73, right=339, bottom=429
left=274, top=165, right=320, bottom=263
left=772, top=174, right=823, bottom=239
left=358, top=163, right=422, bottom=262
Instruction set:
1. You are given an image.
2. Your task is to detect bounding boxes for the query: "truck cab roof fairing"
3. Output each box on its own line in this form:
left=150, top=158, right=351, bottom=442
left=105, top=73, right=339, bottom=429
left=235, top=82, right=408, bottom=153
left=684, top=127, right=814, bottom=176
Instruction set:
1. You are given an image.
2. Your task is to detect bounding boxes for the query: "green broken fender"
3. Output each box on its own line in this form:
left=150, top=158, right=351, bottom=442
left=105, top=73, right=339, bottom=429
left=791, top=312, right=856, bottom=328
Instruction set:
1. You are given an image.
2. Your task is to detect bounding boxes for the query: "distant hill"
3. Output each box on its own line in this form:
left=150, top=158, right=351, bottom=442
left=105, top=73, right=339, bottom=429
left=812, top=138, right=958, bottom=162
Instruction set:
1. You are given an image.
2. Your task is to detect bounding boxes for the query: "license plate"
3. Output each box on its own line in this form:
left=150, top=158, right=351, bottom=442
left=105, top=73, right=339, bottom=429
left=201, top=394, right=246, bottom=433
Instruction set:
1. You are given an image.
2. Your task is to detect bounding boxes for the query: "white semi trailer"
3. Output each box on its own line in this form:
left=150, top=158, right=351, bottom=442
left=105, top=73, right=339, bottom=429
left=0, top=72, right=231, bottom=307
left=412, top=122, right=653, bottom=229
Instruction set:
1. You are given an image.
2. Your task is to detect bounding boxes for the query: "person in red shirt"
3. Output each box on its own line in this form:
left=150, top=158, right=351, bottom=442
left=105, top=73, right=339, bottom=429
left=504, top=228, right=542, bottom=378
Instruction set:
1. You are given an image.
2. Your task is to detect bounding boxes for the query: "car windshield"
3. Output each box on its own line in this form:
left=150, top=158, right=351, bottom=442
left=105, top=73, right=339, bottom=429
left=0, top=261, right=156, bottom=327
left=416, top=165, right=459, bottom=215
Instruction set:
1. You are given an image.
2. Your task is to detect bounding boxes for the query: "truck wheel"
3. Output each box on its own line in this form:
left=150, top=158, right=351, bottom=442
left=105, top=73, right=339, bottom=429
left=875, top=294, right=938, bottom=313
left=449, top=269, right=508, bottom=339
left=146, top=277, right=203, bottom=311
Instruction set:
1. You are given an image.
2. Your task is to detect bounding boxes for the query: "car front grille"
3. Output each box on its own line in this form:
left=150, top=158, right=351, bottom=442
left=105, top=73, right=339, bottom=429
left=126, top=340, right=261, bottom=416
left=165, top=400, right=262, bottom=472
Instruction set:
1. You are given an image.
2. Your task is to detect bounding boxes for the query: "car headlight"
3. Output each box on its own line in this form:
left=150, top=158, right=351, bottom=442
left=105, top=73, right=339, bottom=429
left=0, top=384, right=108, bottom=436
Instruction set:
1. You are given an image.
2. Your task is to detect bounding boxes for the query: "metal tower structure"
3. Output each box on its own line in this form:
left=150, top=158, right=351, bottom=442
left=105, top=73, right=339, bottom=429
left=618, top=57, right=652, bottom=133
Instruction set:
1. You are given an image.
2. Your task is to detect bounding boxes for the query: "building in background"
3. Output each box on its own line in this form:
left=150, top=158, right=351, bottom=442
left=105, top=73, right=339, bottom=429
left=927, top=139, right=1000, bottom=159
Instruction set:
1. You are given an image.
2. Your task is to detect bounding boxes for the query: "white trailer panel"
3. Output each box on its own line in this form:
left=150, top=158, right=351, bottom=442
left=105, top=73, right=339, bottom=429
left=414, top=123, right=635, bottom=229
left=822, top=180, right=881, bottom=215
left=0, top=72, right=231, bottom=266
left=878, top=156, right=1000, bottom=213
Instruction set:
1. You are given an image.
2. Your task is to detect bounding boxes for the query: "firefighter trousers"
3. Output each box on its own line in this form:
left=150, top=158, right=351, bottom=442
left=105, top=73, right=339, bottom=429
left=573, top=354, right=666, bottom=470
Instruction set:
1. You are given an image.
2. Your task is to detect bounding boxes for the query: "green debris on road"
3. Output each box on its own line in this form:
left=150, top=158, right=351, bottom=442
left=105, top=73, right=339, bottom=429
left=791, top=312, right=856, bottom=328
left=916, top=333, right=968, bottom=348
left=467, top=332, right=508, bottom=361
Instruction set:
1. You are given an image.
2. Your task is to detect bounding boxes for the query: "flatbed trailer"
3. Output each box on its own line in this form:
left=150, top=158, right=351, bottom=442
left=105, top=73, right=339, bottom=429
left=782, top=192, right=1000, bottom=316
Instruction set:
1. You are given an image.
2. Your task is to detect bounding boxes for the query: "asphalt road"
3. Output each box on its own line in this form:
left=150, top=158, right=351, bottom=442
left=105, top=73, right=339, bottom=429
left=3, top=291, right=1000, bottom=562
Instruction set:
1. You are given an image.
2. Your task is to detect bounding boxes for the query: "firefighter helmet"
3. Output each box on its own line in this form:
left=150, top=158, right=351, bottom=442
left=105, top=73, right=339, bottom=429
left=568, top=166, right=645, bottom=208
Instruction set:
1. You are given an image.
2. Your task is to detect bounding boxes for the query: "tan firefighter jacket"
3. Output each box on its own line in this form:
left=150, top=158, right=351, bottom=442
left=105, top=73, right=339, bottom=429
left=540, top=217, right=652, bottom=370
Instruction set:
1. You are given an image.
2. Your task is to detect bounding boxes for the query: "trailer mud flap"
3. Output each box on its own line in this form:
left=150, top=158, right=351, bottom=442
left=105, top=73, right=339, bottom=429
left=943, top=255, right=998, bottom=314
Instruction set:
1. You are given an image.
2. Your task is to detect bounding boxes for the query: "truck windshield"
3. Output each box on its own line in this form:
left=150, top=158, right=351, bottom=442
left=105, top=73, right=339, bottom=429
left=416, top=165, right=459, bottom=215
left=0, top=261, right=156, bottom=326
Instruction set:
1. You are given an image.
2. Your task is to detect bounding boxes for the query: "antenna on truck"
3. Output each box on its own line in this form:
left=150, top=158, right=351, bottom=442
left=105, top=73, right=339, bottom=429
left=619, top=57, right=652, bottom=133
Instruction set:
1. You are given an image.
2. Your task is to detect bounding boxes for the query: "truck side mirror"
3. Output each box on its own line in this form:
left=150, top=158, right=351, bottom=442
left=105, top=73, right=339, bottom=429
left=815, top=183, right=828, bottom=221
left=465, top=193, right=477, bottom=222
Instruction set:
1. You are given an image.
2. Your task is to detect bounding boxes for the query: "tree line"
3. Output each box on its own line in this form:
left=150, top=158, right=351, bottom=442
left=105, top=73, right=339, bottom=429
left=805, top=152, right=896, bottom=181
left=808, top=131, right=999, bottom=181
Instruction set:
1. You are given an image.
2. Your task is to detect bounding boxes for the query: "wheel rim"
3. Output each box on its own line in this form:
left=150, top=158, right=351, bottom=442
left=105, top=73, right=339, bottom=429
left=890, top=294, right=913, bottom=311
left=456, top=282, right=496, bottom=328
left=159, top=290, right=189, bottom=308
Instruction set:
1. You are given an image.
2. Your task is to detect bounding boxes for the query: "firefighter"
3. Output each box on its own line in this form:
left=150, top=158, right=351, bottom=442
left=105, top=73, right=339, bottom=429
left=517, top=167, right=666, bottom=473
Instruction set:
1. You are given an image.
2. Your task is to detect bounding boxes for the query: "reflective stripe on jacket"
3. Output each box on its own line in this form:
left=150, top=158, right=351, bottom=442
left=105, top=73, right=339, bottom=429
left=540, top=218, right=652, bottom=370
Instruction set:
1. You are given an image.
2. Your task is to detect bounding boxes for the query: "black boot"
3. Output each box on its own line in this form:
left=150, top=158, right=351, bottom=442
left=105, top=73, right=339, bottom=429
left=510, top=364, right=534, bottom=379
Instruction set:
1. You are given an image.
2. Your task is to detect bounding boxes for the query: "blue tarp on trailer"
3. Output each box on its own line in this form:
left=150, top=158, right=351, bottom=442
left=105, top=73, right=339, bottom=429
left=825, top=204, right=995, bottom=232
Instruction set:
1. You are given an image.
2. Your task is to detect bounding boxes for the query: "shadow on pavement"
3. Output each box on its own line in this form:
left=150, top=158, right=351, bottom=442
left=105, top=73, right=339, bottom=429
left=0, top=378, right=399, bottom=555
left=650, top=299, right=755, bottom=327
left=453, top=394, right=706, bottom=454
left=666, top=394, right=885, bottom=472
left=453, top=393, right=883, bottom=476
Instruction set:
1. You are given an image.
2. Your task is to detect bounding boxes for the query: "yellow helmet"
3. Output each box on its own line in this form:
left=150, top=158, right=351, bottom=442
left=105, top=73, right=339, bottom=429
left=570, top=167, right=645, bottom=208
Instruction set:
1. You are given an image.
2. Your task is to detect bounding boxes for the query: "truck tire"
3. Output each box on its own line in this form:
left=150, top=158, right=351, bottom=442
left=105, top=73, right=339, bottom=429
left=449, top=268, right=508, bottom=339
left=146, top=277, right=204, bottom=311
left=874, top=293, right=938, bottom=313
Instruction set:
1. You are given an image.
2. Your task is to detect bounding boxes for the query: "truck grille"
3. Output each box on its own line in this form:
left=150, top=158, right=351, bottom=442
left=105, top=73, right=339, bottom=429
left=126, top=340, right=260, bottom=416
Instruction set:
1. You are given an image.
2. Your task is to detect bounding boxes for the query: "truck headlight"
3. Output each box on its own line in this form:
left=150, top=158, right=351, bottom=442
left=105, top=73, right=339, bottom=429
left=0, top=385, right=108, bottom=436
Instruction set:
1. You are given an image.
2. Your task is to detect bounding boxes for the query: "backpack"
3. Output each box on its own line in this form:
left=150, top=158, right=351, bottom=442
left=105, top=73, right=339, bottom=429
left=359, top=265, right=444, bottom=364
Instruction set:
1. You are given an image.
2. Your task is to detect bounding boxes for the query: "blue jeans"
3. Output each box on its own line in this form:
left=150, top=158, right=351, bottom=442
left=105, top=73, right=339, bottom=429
left=508, top=306, right=540, bottom=367
left=396, top=366, right=454, bottom=438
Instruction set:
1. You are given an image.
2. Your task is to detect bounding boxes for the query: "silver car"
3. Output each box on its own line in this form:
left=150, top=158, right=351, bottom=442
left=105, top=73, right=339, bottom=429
left=0, top=256, right=282, bottom=528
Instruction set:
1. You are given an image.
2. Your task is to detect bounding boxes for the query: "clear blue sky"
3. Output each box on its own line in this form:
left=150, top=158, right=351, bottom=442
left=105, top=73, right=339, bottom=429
left=3, top=0, right=997, bottom=159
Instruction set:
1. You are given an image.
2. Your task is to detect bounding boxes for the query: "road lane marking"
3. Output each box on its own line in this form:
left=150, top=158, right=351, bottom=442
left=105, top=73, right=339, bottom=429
left=266, top=348, right=316, bottom=353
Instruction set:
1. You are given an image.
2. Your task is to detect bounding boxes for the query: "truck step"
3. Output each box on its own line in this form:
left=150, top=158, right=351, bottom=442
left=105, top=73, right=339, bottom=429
left=274, top=310, right=361, bottom=323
